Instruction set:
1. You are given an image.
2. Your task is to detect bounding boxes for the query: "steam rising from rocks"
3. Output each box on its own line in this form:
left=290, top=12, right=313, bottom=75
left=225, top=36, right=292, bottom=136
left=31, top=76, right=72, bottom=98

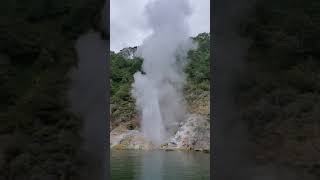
left=131, top=0, right=196, bottom=145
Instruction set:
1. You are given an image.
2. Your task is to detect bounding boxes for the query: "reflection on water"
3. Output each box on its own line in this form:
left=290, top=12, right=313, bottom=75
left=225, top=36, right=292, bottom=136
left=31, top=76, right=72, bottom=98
left=111, top=150, right=210, bottom=180
left=139, top=151, right=164, bottom=180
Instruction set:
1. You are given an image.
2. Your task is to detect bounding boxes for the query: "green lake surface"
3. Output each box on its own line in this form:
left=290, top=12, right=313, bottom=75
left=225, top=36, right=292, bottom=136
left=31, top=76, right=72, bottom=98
left=111, top=150, right=210, bottom=180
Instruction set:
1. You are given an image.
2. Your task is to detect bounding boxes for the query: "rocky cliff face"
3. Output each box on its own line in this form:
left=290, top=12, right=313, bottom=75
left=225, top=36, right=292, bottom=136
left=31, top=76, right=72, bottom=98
left=118, top=46, right=138, bottom=59
left=163, top=114, right=210, bottom=151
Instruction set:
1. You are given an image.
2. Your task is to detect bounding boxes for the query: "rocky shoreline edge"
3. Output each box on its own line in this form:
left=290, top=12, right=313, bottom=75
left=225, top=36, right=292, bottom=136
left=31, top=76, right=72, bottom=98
left=110, top=114, right=210, bottom=153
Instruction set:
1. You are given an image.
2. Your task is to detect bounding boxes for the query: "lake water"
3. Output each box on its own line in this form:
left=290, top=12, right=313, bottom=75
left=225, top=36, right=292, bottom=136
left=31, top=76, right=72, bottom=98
left=111, top=150, right=210, bottom=180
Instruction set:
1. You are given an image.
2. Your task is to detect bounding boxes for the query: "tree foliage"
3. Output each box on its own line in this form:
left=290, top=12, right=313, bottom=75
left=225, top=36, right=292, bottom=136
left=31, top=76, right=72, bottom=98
left=110, top=52, right=143, bottom=126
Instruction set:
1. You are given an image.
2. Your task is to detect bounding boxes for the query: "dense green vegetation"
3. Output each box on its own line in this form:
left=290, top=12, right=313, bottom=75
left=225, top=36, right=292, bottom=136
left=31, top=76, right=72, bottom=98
left=0, top=0, right=105, bottom=179
left=110, top=52, right=143, bottom=126
left=237, top=0, right=320, bottom=176
left=184, top=33, right=210, bottom=104
left=110, top=33, right=210, bottom=127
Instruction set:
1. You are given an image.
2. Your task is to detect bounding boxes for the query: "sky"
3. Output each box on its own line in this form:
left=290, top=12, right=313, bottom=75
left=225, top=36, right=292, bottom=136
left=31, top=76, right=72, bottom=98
left=110, top=0, right=210, bottom=52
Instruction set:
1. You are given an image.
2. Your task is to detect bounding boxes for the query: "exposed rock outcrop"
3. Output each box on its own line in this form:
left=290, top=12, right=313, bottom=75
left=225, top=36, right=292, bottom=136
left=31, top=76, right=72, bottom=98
left=110, top=124, right=154, bottom=150
left=119, top=46, right=138, bottom=59
left=110, top=114, right=210, bottom=152
left=162, top=114, right=210, bottom=151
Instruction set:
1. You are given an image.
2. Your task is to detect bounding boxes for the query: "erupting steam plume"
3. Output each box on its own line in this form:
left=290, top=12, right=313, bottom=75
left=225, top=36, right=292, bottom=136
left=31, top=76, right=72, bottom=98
left=131, top=0, right=196, bottom=145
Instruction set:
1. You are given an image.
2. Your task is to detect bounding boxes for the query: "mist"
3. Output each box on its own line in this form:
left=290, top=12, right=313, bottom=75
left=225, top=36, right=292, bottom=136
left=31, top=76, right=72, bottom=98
left=131, top=0, right=196, bottom=145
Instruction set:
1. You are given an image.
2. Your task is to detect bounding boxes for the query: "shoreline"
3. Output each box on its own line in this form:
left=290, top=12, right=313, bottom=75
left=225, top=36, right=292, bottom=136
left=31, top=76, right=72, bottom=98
left=111, top=145, right=210, bottom=153
left=111, top=148, right=210, bottom=153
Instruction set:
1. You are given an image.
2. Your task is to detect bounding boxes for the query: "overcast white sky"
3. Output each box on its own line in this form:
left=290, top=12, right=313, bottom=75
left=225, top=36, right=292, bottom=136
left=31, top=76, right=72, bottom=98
left=111, top=0, right=210, bottom=52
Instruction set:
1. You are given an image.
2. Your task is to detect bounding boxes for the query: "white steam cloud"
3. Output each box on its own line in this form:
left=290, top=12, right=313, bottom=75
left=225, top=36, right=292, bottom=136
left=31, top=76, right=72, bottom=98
left=131, top=0, right=197, bottom=145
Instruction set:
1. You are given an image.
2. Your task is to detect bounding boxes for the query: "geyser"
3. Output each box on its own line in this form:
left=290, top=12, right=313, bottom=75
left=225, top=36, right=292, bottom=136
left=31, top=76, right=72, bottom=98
left=131, top=0, right=196, bottom=145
